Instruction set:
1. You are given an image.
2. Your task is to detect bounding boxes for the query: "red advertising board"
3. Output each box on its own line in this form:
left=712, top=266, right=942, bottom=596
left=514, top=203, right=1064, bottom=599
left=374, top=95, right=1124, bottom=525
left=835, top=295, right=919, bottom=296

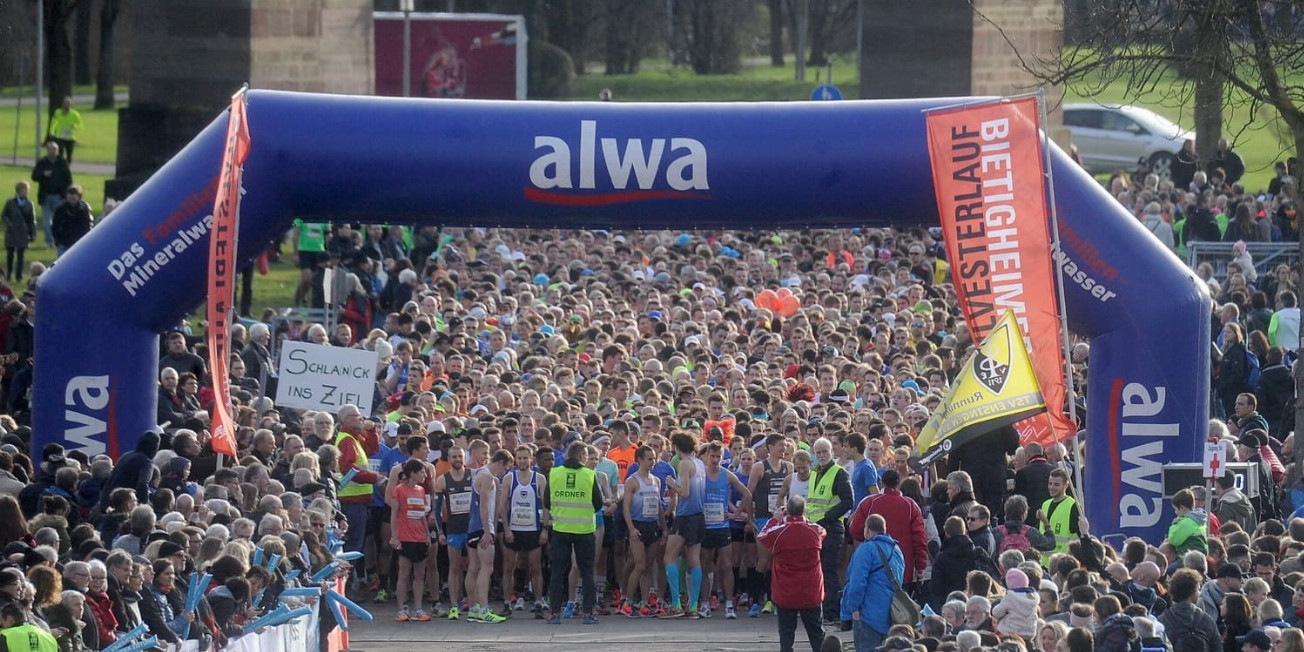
left=375, top=12, right=526, bottom=100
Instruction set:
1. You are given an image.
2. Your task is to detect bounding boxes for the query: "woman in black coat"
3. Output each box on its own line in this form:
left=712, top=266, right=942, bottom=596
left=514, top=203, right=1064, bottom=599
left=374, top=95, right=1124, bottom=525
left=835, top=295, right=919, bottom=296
left=1217, top=323, right=1252, bottom=418
left=927, top=516, right=979, bottom=610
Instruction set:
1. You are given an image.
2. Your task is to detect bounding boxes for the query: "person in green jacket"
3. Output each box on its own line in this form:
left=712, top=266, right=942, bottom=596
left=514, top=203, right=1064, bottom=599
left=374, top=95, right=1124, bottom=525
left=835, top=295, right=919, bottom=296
left=1166, top=488, right=1209, bottom=557
left=46, top=97, right=83, bottom=165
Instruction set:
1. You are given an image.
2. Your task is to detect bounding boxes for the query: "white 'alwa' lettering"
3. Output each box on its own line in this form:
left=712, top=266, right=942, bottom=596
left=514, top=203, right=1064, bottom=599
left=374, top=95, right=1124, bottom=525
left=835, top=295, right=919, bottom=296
left=529, top=120, right=709, bottom=191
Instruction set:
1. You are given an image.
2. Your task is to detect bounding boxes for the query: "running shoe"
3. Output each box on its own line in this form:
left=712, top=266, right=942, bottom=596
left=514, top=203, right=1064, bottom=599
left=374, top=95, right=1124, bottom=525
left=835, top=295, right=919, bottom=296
left=709, top=594, right=720, bottom=611
left=368, top=576, right=381, bottom=592
left=762, top=600, right=775, bottom=614
left=657, top=606, right=684, bottom=619
left=562, top=601, right=576, bottom=619
left=619, top=602, right=638, bottom=618
left=459, top=597, right=470, bottom=612
left=466, top=606, right=482, bottom=622
left=513, top=596, right=526, bottom=611
left=479, top=610, right=508, bottom=624
left=685, top=608, right=701, bottom=620
left=738, top=593, right=751, bottom=608
left=725, top=601, right=737, bottom=620
left=609, top=589, right=623, bottom=608
left=647, top=590, right=659, bottom=607
left=413, top=608, right=431, bottom=622
left=447, top=605, right=461, bottom=620
left=698, top=605, right=712, bottom=619
left=395, top=605, right=410, bottom=622
left=432, top=602, right=447, bottom=618
left=375, top=588, right=390, bottom=603
left=638, top=603, right=654, bottom=618
left=582, top=612, right=599, bottom=625
left=748, top=603, right=761, bottom=618
left=547, top=612, right=562, bottom=625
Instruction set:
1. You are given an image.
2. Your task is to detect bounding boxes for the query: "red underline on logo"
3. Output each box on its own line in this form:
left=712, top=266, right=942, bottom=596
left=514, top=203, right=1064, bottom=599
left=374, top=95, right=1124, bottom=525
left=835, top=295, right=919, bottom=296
left=524, top=187, right=710, bottom=206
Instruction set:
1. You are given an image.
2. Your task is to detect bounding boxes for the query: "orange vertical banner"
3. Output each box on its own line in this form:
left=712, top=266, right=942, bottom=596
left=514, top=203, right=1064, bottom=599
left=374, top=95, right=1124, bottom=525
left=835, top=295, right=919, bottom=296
left=206, top=89, right=251, bottom=458
left=924, top=97, right=1075, bottom=446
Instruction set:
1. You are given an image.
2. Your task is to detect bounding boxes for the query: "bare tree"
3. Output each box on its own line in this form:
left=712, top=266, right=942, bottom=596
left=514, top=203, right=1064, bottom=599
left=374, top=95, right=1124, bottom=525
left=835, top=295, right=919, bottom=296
left=989, top=0, right=1304, bottom=442
left=93, top=0, right=119, bottom=110
left=42, top=0, right=78, bottom=123
left=769, top=0, right=785, bottom=66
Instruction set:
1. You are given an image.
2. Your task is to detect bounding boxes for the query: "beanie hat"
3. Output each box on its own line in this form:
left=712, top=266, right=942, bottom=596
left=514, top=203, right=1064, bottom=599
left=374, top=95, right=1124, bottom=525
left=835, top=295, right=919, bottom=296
left=1005, top=568, right=1028, bottom=590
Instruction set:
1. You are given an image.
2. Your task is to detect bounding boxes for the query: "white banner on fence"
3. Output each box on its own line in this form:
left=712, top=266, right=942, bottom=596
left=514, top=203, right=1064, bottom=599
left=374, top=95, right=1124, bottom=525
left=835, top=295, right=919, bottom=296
left=173, top=602, right=319, bottom=652
left=275, top=341, right=379, bottom=413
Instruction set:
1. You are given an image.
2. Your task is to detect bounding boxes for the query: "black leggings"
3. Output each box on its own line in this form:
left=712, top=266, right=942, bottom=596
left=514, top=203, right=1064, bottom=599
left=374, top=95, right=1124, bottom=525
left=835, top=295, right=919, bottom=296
left=6, top=246, right=25, bottom=281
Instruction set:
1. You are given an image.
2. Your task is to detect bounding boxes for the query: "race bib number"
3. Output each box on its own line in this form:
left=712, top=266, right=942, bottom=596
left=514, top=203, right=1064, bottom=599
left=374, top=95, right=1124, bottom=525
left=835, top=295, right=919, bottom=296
left=510, top=505, right=535, bottom=529
left=642, top=494, right=660, bottom=518
left=768, top=494, right=778, bottom=515
left=405, top=509, right=426, bottom=520
left=406, top=496, right=425, bottom=508
left=510, top=491, right=535, bottom=529
left=704, top=503, right=725, bottom=526
left=449, top=491, right=471, bottom=515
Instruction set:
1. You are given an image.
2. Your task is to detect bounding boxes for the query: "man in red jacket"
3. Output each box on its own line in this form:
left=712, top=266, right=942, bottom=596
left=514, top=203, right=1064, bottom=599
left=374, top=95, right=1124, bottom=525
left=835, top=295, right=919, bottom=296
left=758, top=495, right=826, bottom=652
left=849, top=469, right=928, bottom=593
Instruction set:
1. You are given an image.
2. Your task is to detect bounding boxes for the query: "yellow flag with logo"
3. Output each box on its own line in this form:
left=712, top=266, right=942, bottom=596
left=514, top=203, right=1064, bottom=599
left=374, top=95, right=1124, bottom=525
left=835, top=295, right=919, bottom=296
left=914, top=310, right=1048, bottom=464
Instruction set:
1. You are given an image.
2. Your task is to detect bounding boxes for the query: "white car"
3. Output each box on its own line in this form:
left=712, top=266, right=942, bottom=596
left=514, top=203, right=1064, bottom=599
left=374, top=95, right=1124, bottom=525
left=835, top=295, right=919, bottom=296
left=1062, top=103, right=1195, bottom=178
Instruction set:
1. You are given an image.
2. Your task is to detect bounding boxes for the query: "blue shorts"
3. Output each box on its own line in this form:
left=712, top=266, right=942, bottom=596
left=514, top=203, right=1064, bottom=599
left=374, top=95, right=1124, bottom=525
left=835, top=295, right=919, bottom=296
left=754, top=517, right=772, bottom=533
left=446, top=533, right=468, bottom=551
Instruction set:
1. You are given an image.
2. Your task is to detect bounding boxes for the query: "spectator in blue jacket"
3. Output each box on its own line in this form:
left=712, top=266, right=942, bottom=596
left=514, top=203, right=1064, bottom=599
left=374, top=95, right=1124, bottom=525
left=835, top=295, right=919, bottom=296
left=841, top=513, right=905, bottom=652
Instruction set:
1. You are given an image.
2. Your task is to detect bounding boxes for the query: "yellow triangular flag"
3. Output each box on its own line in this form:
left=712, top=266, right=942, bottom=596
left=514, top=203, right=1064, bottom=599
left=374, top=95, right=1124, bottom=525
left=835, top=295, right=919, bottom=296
left=915, top=310, right=1047, bottom=462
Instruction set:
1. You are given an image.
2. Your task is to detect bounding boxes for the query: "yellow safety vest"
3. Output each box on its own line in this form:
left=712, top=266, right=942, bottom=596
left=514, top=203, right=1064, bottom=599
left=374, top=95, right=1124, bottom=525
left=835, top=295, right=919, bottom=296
left=549, top=465, right=597, bottom=534
left=807, top=463, right=846, bottom=524
left=1, top=624, right=57, bottom=652
left=336, top=431, right=373, bottom=499
left=1040, top=495, right=1077, bottom=566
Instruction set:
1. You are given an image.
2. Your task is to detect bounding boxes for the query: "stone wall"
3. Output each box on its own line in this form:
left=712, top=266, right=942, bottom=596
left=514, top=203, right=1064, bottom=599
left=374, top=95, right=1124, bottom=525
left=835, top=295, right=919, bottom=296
left=250, top=0, right=374, bottom=95
left=113, top=0, right=372, bottom=198
left=970, top=0, right=1068, bottom=140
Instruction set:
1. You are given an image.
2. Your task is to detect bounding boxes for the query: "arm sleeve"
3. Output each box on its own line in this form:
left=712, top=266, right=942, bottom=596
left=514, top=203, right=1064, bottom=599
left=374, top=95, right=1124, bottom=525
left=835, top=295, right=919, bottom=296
left=337, top=436, right=379, bottom=484
left=840, top=547, right=871, bottom=621
left=910, top=504, right=930, bottom=572
left=591, top=478, right=604, bottom=511
left=1270, top=314, right=1280, bottom=346
left=826, top=469, right=854, bottom=521
left=848, top=499, right=869, bottom=543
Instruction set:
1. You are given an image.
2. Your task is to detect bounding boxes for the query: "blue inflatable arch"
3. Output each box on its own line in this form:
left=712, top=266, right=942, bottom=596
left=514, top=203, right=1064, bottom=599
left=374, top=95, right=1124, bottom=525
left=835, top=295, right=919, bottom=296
left=37, top=90, right=1210, bottom=543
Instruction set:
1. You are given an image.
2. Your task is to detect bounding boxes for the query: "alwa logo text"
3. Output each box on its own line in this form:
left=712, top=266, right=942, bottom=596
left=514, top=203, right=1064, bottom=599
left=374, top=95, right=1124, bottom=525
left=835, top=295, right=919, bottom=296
left=526, top=120, right=709, bottom=206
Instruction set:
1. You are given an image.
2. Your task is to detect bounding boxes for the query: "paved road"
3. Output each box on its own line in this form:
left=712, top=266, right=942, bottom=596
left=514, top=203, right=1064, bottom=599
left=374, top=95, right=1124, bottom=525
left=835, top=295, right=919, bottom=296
left=346, top=600, right=852, bottom=651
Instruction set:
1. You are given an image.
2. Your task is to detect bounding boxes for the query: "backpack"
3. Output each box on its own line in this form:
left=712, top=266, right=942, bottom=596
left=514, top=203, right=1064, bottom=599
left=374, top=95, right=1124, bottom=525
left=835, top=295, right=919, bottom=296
left=1217, top=491, right=1258, bottom=532
left=972, top=544, right=1000, bottom=578
left=1172, top=616, right=1217, bottom=652
left=1246, top=349, right=1262, bottom=388
left=996, top=524, right=1032, bottom=554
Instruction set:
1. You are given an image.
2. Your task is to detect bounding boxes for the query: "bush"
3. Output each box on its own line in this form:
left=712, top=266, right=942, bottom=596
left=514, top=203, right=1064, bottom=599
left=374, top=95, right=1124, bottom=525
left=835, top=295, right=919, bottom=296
left=529, top=41, right=576, bottom=99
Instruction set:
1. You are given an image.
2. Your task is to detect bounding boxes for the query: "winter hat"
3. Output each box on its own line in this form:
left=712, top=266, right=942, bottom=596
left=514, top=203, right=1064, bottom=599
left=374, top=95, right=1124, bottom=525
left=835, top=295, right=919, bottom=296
left=1005, top=568, right=1028, bottom=590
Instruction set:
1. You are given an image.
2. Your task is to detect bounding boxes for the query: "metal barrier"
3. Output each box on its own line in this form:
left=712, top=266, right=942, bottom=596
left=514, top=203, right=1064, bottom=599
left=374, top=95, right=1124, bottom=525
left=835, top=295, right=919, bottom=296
left=1187, top=241, right=1299, bottom=279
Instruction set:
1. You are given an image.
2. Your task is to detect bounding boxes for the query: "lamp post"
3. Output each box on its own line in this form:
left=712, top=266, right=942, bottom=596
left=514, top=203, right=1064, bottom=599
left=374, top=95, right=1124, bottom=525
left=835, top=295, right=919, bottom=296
left=401, top=0, right=414, bottom=97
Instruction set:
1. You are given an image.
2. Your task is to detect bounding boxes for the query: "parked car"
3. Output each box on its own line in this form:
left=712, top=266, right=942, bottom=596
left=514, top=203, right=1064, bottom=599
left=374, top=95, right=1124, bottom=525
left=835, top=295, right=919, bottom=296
left=1063, top=103, right=1195, bottom=178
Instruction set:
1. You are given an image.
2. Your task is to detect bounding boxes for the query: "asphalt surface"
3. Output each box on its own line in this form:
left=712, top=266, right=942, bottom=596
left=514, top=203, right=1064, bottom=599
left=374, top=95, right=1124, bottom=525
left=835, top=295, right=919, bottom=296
left=346, top=599, right=853, bottom=651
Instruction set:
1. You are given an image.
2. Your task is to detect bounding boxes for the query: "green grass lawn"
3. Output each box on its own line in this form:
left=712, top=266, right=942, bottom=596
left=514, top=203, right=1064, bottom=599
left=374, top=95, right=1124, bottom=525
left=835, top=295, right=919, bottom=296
left=569, top=55, right=861, bottom=102
left=1062, top=66, right=1292, bottom=192
left=0, top=102, right=120, bottom=165
left=0, top=85, right=127, bottom=99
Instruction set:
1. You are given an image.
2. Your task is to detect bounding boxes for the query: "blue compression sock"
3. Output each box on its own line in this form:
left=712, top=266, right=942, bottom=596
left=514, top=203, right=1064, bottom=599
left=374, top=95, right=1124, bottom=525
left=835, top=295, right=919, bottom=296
left=689, top=567, right=703, bottom=610
left=666, top=563, right=681, bottom=608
